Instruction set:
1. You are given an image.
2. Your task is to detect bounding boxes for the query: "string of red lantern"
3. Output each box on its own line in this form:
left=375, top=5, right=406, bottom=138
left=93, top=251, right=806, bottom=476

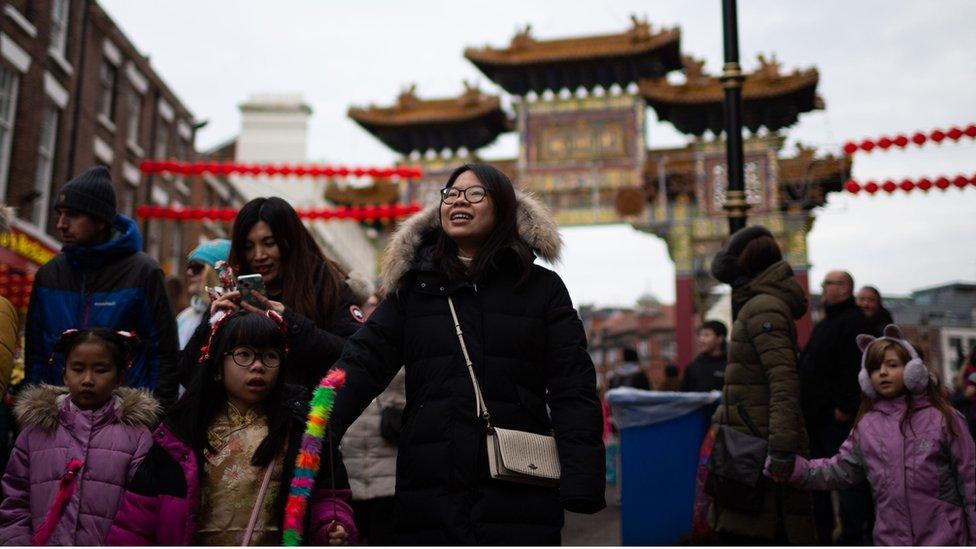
left=845, top=174, right=976, bottom=195
left=139, top=160, right=423, bottom=179
left=842, top=124, right=976, bottom=155
left=135, top=203, right=425, bottom=221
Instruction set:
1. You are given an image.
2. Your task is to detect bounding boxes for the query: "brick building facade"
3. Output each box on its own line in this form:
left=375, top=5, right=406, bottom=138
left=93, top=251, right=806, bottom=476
left=0, top=0, right=237, bottom=276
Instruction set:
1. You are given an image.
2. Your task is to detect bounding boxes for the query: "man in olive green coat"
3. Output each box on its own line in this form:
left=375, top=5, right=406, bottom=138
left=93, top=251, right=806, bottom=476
left=709, top=226, right=816, bottom=544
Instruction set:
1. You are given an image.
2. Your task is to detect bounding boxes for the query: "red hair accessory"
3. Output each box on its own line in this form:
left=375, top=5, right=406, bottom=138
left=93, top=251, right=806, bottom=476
left=198, top=310, right=291, bottom=364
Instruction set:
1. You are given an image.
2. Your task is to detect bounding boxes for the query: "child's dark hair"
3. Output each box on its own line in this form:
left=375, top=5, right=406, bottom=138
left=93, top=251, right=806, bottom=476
left=167, top=311, right=289, bottom=468
left=855, top=338, right=959, bottom=438
left=54, top=329, right=141, bottom=375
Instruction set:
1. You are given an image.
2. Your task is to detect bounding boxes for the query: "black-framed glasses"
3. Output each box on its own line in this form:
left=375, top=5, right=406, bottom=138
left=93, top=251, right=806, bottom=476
left=223, top=347, right=282, bottom=369
left=440, top=185, right=487, bottom=205
left=186, top=262, right=206, bottom=275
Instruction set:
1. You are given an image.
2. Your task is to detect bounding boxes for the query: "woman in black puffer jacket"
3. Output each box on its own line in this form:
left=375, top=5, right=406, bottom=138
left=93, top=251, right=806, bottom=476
left=330, top=164, right=605, bottom=545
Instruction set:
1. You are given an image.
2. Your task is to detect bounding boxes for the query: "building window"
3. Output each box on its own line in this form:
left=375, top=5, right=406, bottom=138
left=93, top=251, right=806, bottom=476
left=147, top=219, right=161, bottom=258
left=33, top=104, right=59, bottom=227
left=169, top=222, right=183, bottom=272
left=49, top=0, right=70, bottom=58
left=119, top=185, right=135, bottom=218
left=155, top=122, right=169, bottom=159
left=0, top=65, right=19, bottom=200
left=97, top=59, right=117, bottom=121
left=125, top=87, right=141, bottom=145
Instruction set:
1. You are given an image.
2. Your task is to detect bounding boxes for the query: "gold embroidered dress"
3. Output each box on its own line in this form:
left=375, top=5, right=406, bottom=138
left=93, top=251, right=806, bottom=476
left=196, top=403, right=284, bottom=546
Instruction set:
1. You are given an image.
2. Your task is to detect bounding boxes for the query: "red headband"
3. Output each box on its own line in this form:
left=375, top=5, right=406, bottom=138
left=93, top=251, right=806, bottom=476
left=49, top=328, right=141, bottom=370
left=198, top=310, right=290, bottom=364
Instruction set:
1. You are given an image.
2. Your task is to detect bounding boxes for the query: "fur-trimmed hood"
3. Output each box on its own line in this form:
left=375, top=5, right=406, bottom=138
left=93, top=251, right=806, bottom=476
left=380, top=191, right=562, bottom=292
left=14, top=384, right=160, bottom=432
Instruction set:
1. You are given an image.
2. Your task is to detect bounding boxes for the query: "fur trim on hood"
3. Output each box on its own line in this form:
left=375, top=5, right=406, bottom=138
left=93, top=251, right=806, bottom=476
left=379, top=191, right=562, bottom=292
left=345, top=271, right=376, bottom=305
left=13, top=384, right=160, bottom=432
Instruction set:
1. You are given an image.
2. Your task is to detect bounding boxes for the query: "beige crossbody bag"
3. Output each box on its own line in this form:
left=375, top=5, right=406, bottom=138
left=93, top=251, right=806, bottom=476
left=447, top=296, right=561, bottom=487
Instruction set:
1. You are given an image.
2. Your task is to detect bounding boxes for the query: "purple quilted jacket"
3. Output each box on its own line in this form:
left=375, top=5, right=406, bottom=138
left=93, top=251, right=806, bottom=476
left=790, top=395, right=976, bottom=545
left=0, top=385, right=158, bottom=545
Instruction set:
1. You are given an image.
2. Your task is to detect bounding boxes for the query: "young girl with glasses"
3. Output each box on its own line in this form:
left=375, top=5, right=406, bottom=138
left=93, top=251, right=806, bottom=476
left=107, top=311, right=356, bottom=545
left=0, top=329, right=157, bottom=545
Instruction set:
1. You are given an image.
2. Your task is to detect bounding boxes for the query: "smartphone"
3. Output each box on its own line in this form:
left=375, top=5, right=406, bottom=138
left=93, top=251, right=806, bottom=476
left=237, top=274, right=267, bottom=308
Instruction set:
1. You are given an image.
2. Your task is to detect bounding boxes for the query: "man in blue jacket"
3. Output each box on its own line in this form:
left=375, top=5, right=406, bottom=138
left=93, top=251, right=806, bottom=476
left=24, top=166, right=180, bottom=407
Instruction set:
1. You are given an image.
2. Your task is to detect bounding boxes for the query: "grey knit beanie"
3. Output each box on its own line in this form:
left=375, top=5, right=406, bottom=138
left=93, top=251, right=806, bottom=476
left=54, top=165, right=117, bottom=224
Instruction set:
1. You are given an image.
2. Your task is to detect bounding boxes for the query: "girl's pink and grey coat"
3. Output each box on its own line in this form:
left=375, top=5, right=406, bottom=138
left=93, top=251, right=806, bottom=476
left=789, top=395, right=976, bottom=545
left=0, top=385, right=158, bottom=546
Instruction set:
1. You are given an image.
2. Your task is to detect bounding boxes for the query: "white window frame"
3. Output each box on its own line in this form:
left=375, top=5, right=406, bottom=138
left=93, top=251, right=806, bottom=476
left=49, top=0, right=70, bottom=59
left=0, top=64, right=19, bottom=201
left=33, top=104, right=59, bottom=227
left=96, top=58, right=118, bottom=126
left=125, top=85, right=141, bottom=149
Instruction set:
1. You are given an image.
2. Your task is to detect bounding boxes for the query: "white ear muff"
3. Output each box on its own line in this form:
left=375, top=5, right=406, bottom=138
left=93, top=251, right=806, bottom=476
left=859, top=367, right=878, bottom=399
left=903, top=358, right=929, bottom=394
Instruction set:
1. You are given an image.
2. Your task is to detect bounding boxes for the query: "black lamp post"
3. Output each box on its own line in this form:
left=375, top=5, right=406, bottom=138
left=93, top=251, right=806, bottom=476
left=720, top=0, right=749, bottom=234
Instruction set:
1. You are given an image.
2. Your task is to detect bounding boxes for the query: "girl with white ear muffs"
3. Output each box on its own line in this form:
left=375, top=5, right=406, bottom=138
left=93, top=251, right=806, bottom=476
left=766, top=324, right=976, bottom=545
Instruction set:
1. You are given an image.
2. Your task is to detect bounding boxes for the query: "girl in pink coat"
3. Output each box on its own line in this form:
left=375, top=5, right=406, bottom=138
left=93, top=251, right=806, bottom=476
left=767, top=324, right=976, bottom=545
left=0, top=329, right=156, bottom=546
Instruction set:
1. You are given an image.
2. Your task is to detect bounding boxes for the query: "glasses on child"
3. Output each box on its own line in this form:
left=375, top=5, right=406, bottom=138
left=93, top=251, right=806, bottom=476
left=440, top=186, right=487, bottom=205
left=223, top=347, right=282, bottom=368
left=186, top=262, right=206, bottom=275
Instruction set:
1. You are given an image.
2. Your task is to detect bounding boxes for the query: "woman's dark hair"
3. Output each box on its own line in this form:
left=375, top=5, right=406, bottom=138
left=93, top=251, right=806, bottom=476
left=229, top=197, right=347, bottom=328
left=855, top=338, right=959, bottom=439
left=430, top=164, right=534, bottom=284
left=737, top=235, right=783, bottom=278
left=168, top=311, right=289, bottom=468
left=54, top=328, right=141, bottom=375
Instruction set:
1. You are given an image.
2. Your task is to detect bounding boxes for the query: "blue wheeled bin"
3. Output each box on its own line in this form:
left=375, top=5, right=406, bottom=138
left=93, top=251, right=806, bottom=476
left=607, top=388, right=720, bottom=546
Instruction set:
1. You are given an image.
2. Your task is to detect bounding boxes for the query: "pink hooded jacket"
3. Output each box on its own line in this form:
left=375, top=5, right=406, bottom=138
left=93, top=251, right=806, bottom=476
left=790, top=395, right=976, bottom=545
left=0, top=385, right=157, bottom=545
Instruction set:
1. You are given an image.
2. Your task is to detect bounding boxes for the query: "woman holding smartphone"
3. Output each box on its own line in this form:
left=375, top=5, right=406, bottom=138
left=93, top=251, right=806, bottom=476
left=182, top=197, right=366, bottom=391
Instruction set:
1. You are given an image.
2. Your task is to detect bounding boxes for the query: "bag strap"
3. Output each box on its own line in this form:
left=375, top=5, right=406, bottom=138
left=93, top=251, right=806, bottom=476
left=242, top=459, right=276, bottom=546
left=447, top=296, right=492, bottom=428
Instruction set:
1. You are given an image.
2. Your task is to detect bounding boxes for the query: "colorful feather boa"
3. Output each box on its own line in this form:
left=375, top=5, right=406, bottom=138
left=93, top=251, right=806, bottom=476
left=282, top=368, right=346, bottom=546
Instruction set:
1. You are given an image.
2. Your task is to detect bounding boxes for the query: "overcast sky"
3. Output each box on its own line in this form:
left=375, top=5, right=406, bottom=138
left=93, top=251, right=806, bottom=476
left=101, top=1, right=976, bottom=306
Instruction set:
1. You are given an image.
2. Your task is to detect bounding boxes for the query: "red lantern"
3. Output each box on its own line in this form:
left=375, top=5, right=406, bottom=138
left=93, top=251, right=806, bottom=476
left=893, top=134, right=908, bottom=148
left=947, top=127, right=964, bottom=141
left=965, top=124, right=976, bottom=138
left=881, top=180, right=897, bottom=194
left=930, top=129, right=946, bottom=143
left=877, top=136, right=892, bottom=150
left=917, top=177, right=933, bottom=191
left=911, top=132, right=927, bottom=146
left=336, top=166, right=351, bottom=178
left=935, top=176, right=951, bottom=190
left=279, top=164, right=294, bottom=177
left=971, top=175, right=976, bottom=186
left=864, top=181, right=879, bottom=194
left=859, top=139, right=875, bottom=152
left=353, top=167, right=365, bottom=178
left=953, top=175, right=969, bottom=188
left=845, top=179, right=860, bottom=194
left=898, top=179, right=914, bottom=192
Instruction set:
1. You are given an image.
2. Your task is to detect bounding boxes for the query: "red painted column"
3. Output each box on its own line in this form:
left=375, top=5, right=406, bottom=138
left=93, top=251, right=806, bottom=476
left=794, top=269, right=813, bottom=349
left=675, top=275, right=696, bottom=369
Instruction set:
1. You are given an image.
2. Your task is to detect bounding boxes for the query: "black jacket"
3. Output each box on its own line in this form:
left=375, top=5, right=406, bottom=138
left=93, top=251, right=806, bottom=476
left=179, top=263, right=364, bottom=393
left=798, top=296, right=871, bottom=423
left=681, top=352, right=727, bottom=392
left=330, top=193, right=605, bottom=545
left=864, top=306, right=894, bottom=337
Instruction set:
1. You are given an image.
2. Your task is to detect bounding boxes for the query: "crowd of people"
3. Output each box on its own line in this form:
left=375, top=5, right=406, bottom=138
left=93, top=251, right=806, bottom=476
left=0, top=162, right=973, bottom=546
left=0, top=163, right=605, bottom=545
